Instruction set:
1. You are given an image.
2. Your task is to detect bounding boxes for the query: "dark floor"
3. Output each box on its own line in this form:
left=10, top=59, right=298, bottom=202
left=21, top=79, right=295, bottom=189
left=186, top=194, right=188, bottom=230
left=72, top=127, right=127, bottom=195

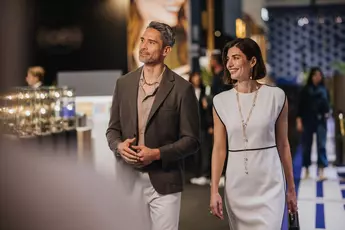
left=180, top=179, right=229, bottom=230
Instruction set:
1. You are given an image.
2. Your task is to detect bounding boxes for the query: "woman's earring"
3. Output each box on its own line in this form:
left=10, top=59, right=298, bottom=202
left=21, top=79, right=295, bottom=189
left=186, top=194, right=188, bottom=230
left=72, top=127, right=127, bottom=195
left=250, top=68, right=253, bottom=80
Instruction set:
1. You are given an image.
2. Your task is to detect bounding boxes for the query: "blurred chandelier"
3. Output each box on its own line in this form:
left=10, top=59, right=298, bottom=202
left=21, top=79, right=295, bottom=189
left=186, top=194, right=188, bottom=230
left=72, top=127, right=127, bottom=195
left=0, top=86, right=76, bottom=138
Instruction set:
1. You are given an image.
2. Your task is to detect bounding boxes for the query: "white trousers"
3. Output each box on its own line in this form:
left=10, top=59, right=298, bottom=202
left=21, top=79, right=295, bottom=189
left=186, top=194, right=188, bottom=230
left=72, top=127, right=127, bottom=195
left=138, top=172, right=181, bottom=230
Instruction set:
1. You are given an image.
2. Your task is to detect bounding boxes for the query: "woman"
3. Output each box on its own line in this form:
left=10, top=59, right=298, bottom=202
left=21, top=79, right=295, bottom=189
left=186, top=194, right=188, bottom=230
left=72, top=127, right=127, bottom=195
left=296, top=67, right=330, bottom=180
left=209, top=38, right=297, bottom=229
left=188, top=72, right=212, bottom=185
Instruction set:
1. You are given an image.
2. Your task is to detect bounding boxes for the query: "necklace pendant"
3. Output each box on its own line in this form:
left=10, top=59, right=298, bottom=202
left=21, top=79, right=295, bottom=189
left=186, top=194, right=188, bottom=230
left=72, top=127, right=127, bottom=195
left=245, top=171, right=249, bottom=175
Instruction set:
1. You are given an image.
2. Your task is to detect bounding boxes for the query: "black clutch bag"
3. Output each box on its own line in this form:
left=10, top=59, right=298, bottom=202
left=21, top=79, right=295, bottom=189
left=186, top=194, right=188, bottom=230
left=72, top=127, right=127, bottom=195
left=289, top=211, right=300, bottom=230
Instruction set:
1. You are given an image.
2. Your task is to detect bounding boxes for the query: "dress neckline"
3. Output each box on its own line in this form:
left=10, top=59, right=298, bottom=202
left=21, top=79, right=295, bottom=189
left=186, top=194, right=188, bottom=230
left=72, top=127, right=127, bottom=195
left=233, top=84, right=264, bottom=95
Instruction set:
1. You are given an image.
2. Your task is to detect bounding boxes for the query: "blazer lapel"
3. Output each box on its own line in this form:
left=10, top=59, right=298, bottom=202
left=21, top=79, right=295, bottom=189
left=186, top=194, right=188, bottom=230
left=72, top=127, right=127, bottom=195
left=146, top=67, right=175, bottom=125
left=128, top=67, right=142, bottom=138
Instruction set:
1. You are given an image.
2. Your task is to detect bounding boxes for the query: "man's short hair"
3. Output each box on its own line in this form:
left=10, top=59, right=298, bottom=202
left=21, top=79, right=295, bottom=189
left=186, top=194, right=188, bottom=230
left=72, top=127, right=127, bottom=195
left=147, top=21, right=175, bottom=47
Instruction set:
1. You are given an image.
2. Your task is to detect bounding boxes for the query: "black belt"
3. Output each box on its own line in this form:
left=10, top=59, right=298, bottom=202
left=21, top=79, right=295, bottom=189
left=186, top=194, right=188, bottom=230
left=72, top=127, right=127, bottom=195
left=228, top=145, right=276, bottom=152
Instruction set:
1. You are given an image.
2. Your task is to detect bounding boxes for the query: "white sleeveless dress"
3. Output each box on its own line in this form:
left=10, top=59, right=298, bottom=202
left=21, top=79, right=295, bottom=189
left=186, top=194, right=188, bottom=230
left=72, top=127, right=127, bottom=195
left=213, top=85, right=286, bottom=230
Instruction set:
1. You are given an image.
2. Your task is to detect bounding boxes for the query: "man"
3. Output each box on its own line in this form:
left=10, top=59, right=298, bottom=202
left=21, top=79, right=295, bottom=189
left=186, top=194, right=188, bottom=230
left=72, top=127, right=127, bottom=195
left=106, top=21, right=200, bottom=230
left=210, top=52, right=232, bottom=96
left=26, top=66, right=45, bottom=88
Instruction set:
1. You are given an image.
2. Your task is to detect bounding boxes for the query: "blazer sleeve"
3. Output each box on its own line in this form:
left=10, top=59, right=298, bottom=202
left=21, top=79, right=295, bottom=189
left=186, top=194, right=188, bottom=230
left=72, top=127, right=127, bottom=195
left=159, top=84, right=201, bottom=164
left=106, top=79, right=123, bottom=156
left=325, top=88, right=331, bottom=112
left=320, top=87, right=331, bottom=114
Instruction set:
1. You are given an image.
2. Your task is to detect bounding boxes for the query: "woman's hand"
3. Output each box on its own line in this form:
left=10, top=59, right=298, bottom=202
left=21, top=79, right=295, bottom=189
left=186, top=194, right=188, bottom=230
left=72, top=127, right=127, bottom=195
left=286, top=188, right=298, bottom=213
left=296, top=118, right=303, bottom=132
left=202, top=97, right=208, bottom=109
left=210, top=192, right=224, bottom=220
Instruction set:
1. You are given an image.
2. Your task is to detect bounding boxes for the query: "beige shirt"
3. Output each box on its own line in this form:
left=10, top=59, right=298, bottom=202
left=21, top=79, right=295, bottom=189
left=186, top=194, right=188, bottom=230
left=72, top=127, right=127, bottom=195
left=137, top=67, right=165, bottom=146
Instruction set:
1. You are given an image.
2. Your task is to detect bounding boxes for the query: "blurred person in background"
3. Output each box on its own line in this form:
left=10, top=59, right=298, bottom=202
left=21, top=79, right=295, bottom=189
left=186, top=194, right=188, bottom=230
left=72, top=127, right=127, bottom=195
left=188, top=72, right=212, bottom=186
left=26, top=66, right=45, bottom=88
left=106, top=21, right=200, bottom=230
left=209, top=52, right=233, bottom=187
left=296, top=67, right=330, bottom=180
left=210, top=52, right=232, bottom=96
left=209, top=38, right=297, bottom=228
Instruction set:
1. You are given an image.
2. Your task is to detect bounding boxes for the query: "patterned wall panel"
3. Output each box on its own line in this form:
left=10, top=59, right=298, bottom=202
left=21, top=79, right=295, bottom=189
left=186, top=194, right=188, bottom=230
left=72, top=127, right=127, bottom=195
left=267, top=5, right=345, bottom=84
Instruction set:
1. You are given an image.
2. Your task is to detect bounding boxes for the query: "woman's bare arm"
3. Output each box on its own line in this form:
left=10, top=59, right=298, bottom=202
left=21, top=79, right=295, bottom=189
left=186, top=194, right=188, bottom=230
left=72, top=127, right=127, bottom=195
left=276, top=100, right=295, bottom=191
left=211, top=107, right=227, bottom=194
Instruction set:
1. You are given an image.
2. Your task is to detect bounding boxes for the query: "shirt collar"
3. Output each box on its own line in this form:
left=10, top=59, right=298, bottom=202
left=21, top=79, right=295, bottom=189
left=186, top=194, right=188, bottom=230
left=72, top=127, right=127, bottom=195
left=32, top=81, right=42, bottom=89
left=140, top=66, right=165, bottom=85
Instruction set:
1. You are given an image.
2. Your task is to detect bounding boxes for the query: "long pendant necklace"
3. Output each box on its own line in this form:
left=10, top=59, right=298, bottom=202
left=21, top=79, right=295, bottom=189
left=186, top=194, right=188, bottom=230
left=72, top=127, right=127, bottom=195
left=235, top=86, right=259, bottom=175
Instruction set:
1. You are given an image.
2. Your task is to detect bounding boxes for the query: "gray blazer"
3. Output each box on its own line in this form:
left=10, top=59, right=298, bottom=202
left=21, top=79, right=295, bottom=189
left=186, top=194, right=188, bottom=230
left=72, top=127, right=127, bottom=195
left=106, top=66, right=200, bottom=195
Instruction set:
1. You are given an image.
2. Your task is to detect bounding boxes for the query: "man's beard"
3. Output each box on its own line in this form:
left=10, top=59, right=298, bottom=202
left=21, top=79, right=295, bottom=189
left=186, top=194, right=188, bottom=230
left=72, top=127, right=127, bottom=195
left=139, top=57, right=155, bottom=65
left=139, top=55, right=162, bottom=65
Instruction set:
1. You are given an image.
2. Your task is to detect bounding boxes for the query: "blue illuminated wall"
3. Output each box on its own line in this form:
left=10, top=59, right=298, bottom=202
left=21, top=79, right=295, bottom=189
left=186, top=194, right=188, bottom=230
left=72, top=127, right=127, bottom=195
left=267, top=5, right=345, bottom=84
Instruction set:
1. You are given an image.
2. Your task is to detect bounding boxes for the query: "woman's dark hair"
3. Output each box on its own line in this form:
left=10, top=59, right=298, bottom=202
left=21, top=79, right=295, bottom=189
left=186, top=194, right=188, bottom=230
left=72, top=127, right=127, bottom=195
left=306, top=67, right=325, bottom=86
left=222, top=38, right=266, bottom=84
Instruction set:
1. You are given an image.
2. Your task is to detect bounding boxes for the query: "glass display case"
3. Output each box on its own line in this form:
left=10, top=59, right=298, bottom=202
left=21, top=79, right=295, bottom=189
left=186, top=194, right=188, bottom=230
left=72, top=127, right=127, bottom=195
left=46, top=87, right=64, bottom=133
left=1, top=90, right=20, bottom=135
left=0, top=86, right=77, bottom=138
left=33, top=88, right=51, bottom=136
left=16, top=87, right=36, bottom=137
left=61, top=87, right=76, bottom=131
